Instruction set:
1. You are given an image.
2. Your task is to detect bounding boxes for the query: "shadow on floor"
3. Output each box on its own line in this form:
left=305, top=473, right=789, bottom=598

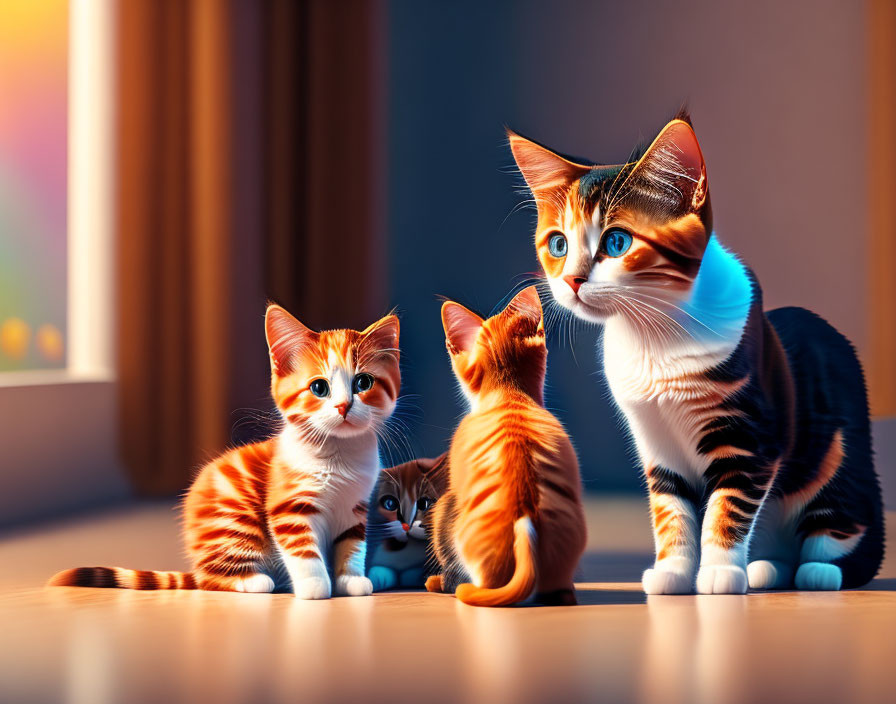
left=578, top=551, right=651, bottom=583
left=573, top=587, right=646, bottom=606
left=862, top=578, right=896, bottom=591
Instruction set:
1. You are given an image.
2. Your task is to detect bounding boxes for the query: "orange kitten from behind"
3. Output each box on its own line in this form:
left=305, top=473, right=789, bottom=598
left=50, top=304, right=400, bottom=599
left=427, top=286, right=587, bottom=606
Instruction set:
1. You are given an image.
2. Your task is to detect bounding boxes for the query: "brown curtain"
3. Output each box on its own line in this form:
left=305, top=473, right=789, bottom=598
left=869, top=0, right=896, bottom=418
left=117, top=0, right=387, bottom=496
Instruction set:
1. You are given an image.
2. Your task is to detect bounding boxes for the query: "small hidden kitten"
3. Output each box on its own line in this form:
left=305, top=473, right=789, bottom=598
left=427, top=286, right=587, bottom=606
left=50, top=304, right=401, bottom=599
left=366, top=454, right=448, bottom=591
left=509, top=111, right=884, bottom=594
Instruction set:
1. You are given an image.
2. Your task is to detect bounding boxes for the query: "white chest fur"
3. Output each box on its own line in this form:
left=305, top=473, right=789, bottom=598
left=277, top=428, right=380, bottom=539
left=602, top=324, right=738, bottom=480
left=599, top=236, right=752, bottom=480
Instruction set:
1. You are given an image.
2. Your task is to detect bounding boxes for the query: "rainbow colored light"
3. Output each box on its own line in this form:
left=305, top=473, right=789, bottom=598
left=0, top=0, right=68, bottom=371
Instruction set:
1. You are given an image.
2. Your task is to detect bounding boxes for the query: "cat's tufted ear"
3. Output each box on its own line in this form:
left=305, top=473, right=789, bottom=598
left=507, top=129, right=590, bottom=196
left=629, top=119, right=708, bottom=213
left=441, top=301, right=483, bottom=355
left=265, top=304, right=317, bottom=376
left=505, top=286, right=544, bottom=328
left=360, top=315, right=400, bottom=357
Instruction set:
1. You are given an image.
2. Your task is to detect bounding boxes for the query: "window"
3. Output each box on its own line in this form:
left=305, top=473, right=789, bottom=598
left=0, top=0, right=126, bottom=527
left=0, top=0, right=68, bottom=372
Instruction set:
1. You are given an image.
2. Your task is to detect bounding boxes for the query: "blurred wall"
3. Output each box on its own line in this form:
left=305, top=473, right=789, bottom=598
left=386, top=0, right=868, bottom=491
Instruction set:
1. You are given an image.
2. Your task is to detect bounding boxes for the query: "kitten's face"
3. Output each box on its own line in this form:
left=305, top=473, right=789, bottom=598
left=508, top=118, right=712, bottom=324
left=441, top=286, right=546, bottom=405
left=265, top=305, right=400, bottom=439
left=372, top=456, right=448, bottom=542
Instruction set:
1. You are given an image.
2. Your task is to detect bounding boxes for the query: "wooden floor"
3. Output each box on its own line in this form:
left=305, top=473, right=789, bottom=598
left=1, top=498, right=894, bottom=704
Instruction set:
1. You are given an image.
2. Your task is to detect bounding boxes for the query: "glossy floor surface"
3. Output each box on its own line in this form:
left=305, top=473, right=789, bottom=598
left=1, top=498, right=894, bottom=704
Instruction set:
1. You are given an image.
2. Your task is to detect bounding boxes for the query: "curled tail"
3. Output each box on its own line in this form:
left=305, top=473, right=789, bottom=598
left=48, top=566, right=197, bottom=590
left=456, top=517, right=536, bottom=607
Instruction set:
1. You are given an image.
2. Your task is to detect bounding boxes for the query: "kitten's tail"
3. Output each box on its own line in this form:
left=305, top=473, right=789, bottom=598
left=455, top=516, right=536, bottom=607
left=48, top=566, right=198, bottom=590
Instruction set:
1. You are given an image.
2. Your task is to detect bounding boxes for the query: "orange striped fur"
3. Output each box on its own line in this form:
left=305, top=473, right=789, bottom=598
left=50, top=305, right=400, bottom=598
left=428, top=287, right=587, bottom=606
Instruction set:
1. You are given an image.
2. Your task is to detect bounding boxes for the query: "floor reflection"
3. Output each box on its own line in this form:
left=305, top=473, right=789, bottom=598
left=640, top=595, right=749, bottom=704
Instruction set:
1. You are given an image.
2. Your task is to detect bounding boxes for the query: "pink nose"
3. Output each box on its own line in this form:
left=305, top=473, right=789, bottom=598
left=564, top=275, right=586, bottom=294
left=401, top=523, right=410, bottom=532
left=335, top=402, right=350, bottom=417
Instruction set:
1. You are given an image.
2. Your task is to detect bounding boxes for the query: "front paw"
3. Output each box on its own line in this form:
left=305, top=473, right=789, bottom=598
left=696, top=564, right=748, bottom=594
left=642, top=566, right=694, bottom=594
left=335, top=575, right=373, bottom=597
left=294, top=575, right=331, bottom=599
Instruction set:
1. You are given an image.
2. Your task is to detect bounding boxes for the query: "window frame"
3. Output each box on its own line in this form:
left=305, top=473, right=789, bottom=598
left=0, top=0, right=129, bottom=528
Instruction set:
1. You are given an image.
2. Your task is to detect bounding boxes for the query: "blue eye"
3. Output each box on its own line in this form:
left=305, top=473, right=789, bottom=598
left=309, top=379, right=330, bottom=397
left=547, top=233, right=568, bottom=258
left=380, top=495, right=398, bottom=512
left=352, top=373, right=374, bottom=394
left=602, top=228, right=633, bottom=257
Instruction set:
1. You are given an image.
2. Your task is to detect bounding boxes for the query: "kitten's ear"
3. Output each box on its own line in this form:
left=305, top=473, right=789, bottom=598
left=507, top=129, right=590, bottom=196
left=360, top=315, right=400, bottom=355
left=630, top=119, right=708, bottom=211
left=416, top=457, right=439, bottom=473
left=441, top=302, right=483, bottom=354
left=506, top=286, right=543, bottom=326
left=265, top=304, right=317, bottom=376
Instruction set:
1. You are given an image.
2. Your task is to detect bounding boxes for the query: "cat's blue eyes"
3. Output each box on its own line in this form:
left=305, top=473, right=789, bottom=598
left=602, top=228, right=633, bottom=258
left=309, top=379, right=330, bottom=397
left=380, top=495, right=399, bottom=512
left=547, top=232, right=568, bottom=258
left=353, top=373, right=375, bottom=394
left=417, top=497, right=433, bottom=511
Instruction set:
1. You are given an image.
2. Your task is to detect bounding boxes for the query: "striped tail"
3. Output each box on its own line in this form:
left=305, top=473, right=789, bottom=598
left=48, top=566, right=198, bottom=590
left=455, top=516, right=536, bottom=607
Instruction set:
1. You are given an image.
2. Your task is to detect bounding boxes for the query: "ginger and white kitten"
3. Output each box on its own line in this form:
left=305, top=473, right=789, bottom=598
left=509, top=113, right=883, bottom=594
left=427, top=287, right=587, bottom=606
left=366, top=454, right=448, bottom=591
left=50, top=304, right=400, bottom=599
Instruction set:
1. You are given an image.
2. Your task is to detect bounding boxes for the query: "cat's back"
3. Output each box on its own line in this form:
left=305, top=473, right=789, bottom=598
left=767, top=307, right=864, bottom=385
left=452, top=390, right=574, bottom=486
left=766, top=306, right=872, bottom=461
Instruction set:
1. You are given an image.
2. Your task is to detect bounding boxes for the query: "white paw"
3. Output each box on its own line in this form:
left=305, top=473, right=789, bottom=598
left=642, top=567, right=694, bottom=594
left=234, top=574, right=275, bottom=593
left=747, top=560, right=793, bottom=590
left=294, top=575, right=332, bottom=599
left=696, top=565, right=748, bottom=594
left=794, top=562, right=842, bottom=591
left=335, top=575, right=373, bottom=597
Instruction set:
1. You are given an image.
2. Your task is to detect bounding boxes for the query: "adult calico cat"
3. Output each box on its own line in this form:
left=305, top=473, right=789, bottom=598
left=50, top=304, right=400, bottom=598
left=509, top=112, right=883, bottom=594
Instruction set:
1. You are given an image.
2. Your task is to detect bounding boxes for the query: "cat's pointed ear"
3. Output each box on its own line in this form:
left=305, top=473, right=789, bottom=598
left=265, top=304, right=317, bottom=376
left=416, top=457, right=439, bottom=473
left=630, top=119, right=708, bottom=212
left=507, top=129, right=590, bottom=196
left=506, top=286, right=544, bottom=326
left=360, top=315, right=400, bottom=356
left=441, top=301, right=483, bottom=354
